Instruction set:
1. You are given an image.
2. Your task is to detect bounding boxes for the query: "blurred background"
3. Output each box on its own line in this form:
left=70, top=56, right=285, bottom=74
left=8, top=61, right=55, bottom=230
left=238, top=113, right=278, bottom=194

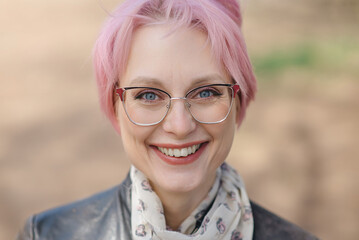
left=1, top=0, right=358, bottom=239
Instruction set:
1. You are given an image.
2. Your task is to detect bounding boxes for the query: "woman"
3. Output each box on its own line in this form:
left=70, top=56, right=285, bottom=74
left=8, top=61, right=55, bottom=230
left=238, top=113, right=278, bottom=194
left=18, top=0, right=317, bottom=239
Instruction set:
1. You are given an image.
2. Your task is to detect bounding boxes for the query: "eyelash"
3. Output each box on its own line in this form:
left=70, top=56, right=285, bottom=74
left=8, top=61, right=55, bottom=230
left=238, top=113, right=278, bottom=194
left=135, top=91, right=162, bottom=101
left=192, top=87, right=222, bottom=97
left=130, top=85, right=225, bottom=101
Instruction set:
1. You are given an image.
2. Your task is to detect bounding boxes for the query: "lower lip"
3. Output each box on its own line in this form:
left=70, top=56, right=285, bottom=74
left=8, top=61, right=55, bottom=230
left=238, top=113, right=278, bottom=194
left=152, top=143, right=208, bottom=165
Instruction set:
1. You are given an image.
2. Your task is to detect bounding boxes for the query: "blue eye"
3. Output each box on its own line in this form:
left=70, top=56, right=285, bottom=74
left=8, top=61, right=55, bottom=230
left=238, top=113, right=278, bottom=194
left=143, top=92, right=156, bottom=100
left=199, top=90, right=213, bottom=98
left=134, top=89, right=165, bottom=103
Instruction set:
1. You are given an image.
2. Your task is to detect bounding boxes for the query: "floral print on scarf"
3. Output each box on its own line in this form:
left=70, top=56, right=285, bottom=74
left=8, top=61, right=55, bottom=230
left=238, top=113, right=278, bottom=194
left=130, top=163, right=253, bottom=240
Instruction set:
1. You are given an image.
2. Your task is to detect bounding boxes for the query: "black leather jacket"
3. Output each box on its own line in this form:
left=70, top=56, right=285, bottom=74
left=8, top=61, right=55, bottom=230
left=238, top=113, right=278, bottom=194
left=17, top=175, right=318, bottom=240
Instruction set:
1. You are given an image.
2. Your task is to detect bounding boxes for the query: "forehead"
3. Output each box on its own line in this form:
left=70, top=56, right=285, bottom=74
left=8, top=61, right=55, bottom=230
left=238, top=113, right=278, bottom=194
left=119, top=23, right=230, bottom=90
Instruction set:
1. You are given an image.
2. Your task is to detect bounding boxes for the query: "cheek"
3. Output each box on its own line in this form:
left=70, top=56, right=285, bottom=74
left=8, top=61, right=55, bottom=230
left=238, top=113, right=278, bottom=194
left=225, top=109, right=237, bottom=146
left=117, top=103, right=153, bottom=158
left=208, top=110, right=237, bottom=162
left=117, top=104, right=142, bottom=151
left=219, top=120, right=236, bottom=148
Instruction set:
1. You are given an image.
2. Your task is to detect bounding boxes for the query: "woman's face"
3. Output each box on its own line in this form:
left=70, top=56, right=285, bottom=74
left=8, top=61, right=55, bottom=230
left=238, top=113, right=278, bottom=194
left=117, top=24, right=238, bottom=196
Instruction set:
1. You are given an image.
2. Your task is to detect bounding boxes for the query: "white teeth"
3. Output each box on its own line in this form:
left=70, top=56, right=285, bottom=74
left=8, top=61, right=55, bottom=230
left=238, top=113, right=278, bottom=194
left=187, top=147, right=192, bottom=155
left=191, top=145, right=196, bottom=153
left=157, top=144, right=201, bottom=158
left=174, top=149, right=180, bottom=157
left=181, top=148, right=188, bottom=156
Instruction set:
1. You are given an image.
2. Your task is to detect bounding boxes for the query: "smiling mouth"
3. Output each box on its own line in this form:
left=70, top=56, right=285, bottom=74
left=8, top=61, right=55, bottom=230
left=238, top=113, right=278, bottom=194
left=157, top=144, right=202, bottom=158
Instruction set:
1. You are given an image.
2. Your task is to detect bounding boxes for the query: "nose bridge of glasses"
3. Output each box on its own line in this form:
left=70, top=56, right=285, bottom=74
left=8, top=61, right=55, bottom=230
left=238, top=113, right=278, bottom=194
left=170, top=97, right=186, bottom=100
left=169, top=97, right=191, bottom=108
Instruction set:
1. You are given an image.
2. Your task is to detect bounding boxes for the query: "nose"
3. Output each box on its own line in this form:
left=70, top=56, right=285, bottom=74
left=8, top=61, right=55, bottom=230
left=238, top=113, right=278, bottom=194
left=162, top=99, right=196, bottom=138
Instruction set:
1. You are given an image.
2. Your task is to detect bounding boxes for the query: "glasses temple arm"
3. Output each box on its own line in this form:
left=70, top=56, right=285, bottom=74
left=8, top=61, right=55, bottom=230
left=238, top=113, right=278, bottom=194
left=115, top=88, right=125, bottom=101
left=232, top=84, right=240, bottom=98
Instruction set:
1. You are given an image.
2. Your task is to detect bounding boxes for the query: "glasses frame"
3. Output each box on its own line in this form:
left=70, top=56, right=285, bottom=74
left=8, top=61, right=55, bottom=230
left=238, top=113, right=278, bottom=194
left=115, top=83, right=240, bottom=126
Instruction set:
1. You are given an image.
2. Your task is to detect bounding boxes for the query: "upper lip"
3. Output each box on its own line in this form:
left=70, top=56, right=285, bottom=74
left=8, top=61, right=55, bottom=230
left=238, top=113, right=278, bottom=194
left=150, top=141, right=208, bottom=149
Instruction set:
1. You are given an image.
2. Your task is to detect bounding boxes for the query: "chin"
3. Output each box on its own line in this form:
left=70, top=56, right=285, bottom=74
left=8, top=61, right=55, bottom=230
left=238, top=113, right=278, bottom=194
left=153, top=170, right=205, bottom=194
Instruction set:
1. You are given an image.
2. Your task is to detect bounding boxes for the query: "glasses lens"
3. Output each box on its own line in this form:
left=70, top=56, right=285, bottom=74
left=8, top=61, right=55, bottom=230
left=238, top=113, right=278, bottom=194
left=186, top=85, right=234, bottom=123
left=123, top=88, right=170, bottom=125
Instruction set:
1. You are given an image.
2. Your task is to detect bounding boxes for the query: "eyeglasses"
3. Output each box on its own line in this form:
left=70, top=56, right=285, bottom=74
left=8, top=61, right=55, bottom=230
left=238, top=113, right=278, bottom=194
left=115, top=84, right=240, bottom=126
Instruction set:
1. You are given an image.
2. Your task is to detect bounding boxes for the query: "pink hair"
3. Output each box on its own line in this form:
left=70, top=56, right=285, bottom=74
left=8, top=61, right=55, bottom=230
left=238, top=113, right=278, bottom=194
left=93, top=0, right=256, bottom=133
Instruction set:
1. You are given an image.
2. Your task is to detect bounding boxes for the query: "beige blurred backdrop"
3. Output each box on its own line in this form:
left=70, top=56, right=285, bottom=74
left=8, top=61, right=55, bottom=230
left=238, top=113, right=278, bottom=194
left=1, top=0, right=358, bottom=239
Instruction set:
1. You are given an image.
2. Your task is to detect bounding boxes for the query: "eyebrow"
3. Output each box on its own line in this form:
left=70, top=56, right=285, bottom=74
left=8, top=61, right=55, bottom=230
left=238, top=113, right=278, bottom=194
left=128, top=77, right=165, bottom=87
left=127, top=74, right=227, bottom=87
left=190, top=74, right=228, bottom=85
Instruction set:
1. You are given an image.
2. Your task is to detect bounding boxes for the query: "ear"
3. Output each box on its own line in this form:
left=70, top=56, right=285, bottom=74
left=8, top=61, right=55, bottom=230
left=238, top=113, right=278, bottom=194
left=235, top=95, right=240, bottom=115
left=235, top=93, right=242, bottom=127
left=112, top=91, right=122, bottom=136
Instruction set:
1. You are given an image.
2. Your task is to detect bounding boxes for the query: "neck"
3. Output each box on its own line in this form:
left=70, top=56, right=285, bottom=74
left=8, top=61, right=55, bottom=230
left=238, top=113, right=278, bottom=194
left=152, top=174, right=216, bottom=231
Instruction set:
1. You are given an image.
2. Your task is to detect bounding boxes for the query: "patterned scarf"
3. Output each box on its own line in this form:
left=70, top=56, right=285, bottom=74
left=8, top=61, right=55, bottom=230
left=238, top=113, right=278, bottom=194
left=130, top=163, right=253, bottom=240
